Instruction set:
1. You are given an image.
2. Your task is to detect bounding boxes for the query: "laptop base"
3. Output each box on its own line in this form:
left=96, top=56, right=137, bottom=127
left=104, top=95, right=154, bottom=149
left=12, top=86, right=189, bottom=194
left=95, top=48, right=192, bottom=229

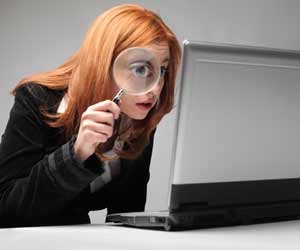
left=106, top=201, right=300, bottom=231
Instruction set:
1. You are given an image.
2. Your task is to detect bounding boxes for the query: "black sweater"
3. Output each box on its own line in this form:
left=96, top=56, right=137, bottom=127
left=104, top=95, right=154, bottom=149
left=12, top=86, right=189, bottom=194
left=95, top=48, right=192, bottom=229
left=0, top=84, right=154, bottom=227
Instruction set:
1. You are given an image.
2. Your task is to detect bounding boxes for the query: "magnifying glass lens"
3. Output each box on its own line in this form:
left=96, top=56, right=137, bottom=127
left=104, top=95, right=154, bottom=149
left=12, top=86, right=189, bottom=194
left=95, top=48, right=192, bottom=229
left=113, top=47, right=160, bottom=96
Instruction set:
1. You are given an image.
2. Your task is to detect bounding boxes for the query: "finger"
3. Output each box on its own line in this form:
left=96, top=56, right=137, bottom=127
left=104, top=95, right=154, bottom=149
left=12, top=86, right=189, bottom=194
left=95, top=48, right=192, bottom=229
left=81, top=120, right=114, bottom=137
left=81, top=110, right=115, bottom=126
left=86, top=130, right=110, bottom=144
left=89, top=122, right=114, bottom=138
left=88, top=100, right=121, bottom=119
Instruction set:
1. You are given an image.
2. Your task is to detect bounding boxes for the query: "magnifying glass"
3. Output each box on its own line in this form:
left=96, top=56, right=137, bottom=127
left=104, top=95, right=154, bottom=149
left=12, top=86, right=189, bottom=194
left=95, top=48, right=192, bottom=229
left=112, top=47, right=161, bottom=104
left=98, top=48, right=160, bottom=155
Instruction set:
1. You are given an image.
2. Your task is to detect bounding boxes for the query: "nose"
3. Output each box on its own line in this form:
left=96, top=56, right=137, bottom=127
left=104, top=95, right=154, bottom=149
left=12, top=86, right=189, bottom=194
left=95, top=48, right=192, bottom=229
left=145, top=86, right=160, bottom=101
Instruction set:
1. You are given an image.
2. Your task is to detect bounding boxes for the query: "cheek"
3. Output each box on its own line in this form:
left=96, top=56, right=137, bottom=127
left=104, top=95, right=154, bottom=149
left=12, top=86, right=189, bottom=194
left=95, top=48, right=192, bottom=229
left=119, top=95, right=147, bottom=120
left=156, top=80, right=165, bottom=96
left=160, top=79, right=165, bottom=91
left=119, top=95, right=134, bottom=111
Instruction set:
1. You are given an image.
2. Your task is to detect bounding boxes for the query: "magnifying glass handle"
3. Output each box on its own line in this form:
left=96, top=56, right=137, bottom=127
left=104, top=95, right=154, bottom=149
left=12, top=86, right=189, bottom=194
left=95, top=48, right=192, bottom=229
left=112, top=89, right=125, bottom=105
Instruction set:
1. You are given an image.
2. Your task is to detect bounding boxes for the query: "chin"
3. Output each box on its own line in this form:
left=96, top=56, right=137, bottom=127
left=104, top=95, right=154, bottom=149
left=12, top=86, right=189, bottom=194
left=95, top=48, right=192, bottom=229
left=128, top=113, right=148, bottom=120
left=123, top=110, right=148, bottom=120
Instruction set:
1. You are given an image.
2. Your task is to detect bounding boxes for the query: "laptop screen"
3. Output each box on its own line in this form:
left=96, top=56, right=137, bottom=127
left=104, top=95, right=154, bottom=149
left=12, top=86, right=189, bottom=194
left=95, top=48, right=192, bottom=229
left=171, top=41, right=300, bottom=184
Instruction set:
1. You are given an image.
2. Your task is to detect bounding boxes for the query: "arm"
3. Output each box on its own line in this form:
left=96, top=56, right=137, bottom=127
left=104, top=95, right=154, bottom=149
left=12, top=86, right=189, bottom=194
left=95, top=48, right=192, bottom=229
left=0, top=86, right=99, bottom=227
left=105, top=130, right=155, bottom=214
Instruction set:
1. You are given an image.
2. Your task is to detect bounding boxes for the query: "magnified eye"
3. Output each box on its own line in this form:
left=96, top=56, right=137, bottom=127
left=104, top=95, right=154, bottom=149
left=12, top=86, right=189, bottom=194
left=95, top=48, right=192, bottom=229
left=129, top=61, right=153, bottom=78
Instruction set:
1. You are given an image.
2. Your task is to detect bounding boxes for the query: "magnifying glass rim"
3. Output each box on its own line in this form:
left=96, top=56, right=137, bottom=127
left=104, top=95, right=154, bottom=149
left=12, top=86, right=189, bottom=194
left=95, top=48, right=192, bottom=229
left=112, top=46, right=161, bottom=95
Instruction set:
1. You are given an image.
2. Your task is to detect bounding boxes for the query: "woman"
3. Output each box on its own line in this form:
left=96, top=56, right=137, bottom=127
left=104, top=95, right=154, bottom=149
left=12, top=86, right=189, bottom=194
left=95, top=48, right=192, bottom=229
left=0, top=4, right=181, bottom=227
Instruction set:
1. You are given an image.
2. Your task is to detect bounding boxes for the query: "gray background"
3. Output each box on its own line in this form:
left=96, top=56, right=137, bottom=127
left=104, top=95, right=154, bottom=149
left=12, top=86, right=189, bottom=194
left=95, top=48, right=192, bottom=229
left=1, top=0, right=300, bottom=223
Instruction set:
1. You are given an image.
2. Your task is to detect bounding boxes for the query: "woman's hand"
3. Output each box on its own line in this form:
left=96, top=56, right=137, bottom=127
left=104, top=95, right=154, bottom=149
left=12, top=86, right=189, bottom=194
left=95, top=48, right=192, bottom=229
left=74, top=100, right=120, bottom=161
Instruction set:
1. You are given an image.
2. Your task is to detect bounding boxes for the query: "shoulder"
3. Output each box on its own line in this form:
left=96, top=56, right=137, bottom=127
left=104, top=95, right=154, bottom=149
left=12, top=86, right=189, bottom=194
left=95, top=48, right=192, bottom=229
left=14, top=83, right=65, bottom=113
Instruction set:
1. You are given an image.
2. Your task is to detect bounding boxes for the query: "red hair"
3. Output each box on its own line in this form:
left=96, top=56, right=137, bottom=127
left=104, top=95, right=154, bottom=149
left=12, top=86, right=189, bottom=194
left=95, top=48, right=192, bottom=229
left=13, top=4, right=181, bottom=159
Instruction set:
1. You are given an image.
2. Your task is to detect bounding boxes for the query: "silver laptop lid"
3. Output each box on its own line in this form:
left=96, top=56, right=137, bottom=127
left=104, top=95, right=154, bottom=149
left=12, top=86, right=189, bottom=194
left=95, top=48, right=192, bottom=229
left=171, top=40, right=300, bottom=185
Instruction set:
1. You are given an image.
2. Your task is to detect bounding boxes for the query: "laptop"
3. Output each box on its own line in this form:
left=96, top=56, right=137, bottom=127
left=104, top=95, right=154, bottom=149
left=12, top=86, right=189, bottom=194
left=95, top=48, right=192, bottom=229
left=106, top=40, right=300, bottom=230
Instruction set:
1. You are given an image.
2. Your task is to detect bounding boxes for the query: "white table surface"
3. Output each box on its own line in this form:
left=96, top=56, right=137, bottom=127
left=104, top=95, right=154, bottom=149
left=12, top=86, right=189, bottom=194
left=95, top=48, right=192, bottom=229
left=1, top=220, right=300, bottom=250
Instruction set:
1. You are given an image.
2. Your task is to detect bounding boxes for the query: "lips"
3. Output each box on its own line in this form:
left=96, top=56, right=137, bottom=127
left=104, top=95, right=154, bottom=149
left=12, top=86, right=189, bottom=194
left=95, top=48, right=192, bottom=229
left=135, top=101, right=154, bottom=110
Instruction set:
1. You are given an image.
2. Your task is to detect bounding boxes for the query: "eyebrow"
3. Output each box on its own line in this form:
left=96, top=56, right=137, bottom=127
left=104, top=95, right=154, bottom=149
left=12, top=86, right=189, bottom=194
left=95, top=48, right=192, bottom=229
left=161, top=57, right=170, bottom=64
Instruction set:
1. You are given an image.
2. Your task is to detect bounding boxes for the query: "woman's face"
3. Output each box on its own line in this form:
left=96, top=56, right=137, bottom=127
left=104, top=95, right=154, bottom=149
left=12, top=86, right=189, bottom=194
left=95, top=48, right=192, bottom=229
left=117, top=43, right=170, bottom=120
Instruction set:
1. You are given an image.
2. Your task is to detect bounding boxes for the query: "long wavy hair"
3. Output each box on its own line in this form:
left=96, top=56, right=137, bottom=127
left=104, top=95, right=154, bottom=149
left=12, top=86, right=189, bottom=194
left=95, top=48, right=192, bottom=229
left=12, top=4, right=181, bottom=160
